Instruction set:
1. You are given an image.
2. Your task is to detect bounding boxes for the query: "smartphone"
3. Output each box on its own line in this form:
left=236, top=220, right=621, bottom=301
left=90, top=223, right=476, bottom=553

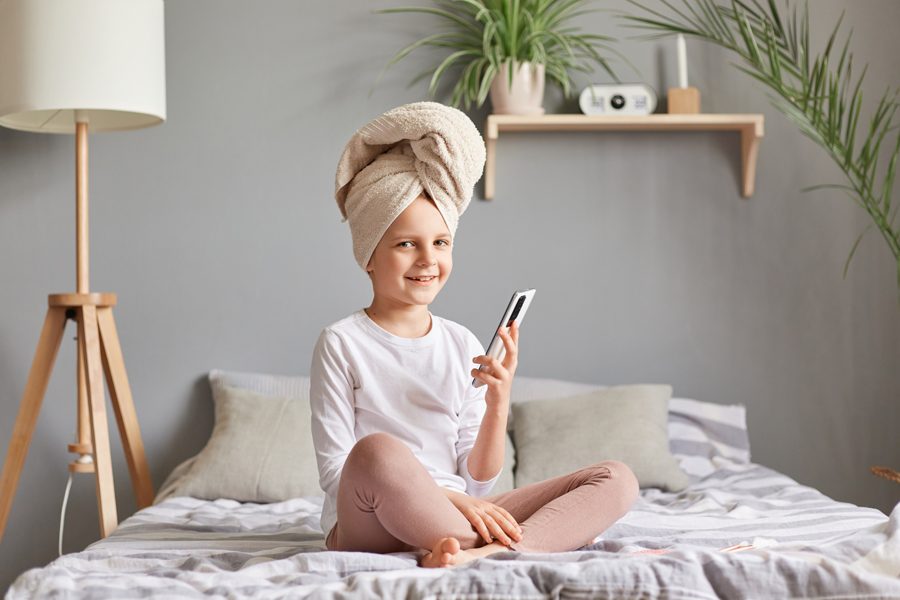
left=472, top=288, right=536, bottom=388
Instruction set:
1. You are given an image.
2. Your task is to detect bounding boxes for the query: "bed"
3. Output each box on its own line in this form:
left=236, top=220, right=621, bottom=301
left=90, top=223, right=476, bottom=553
left=8, top=373, right=900, bottom=599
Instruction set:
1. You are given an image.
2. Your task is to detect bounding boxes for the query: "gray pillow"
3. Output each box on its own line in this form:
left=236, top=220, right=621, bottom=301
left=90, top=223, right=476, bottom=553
left=511, top=384, right=689, bottom=491
left=165, top=383, right=322, bottom=502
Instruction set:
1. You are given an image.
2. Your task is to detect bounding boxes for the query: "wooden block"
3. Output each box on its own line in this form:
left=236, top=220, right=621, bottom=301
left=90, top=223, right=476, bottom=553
left=668, top=87, right=701, bottom=114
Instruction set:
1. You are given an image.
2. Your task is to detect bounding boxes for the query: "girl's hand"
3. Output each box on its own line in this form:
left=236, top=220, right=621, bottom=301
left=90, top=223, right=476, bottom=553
left=443, top=489, right=522, bottom=546
left=471, top=321, right=519, bottom=409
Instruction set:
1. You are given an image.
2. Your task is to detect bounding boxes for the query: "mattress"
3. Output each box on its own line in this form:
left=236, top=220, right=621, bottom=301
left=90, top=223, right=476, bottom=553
left=8, top=459, right=900, bottom=599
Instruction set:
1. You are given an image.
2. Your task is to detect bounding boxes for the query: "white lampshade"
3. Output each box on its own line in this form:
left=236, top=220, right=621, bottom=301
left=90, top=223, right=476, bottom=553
left=0, top=0, right=166, bottom=134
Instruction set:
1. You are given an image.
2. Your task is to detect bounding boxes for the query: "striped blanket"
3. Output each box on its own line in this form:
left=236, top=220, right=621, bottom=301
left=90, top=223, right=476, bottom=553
left=9, top=460, right=899, bottom=599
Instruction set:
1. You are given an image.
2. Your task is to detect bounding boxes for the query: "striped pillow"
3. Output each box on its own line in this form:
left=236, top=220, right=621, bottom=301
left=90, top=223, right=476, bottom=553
left=668, top=397, right=750, bottom=478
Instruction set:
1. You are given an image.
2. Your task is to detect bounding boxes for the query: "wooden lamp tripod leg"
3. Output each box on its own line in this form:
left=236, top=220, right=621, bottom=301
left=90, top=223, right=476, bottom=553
left=78, top=305, right=118, bottom=537
left=97, top=307, right=154, bottom=509
left=0, top=307, right=69, bottom=542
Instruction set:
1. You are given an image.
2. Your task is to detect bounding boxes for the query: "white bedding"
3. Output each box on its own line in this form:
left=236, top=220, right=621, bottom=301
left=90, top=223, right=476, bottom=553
left=9, top=459, right=899, bottom=599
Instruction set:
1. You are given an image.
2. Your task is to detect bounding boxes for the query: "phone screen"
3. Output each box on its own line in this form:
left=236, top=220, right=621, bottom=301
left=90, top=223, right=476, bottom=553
left=506, top=295, right=526, bottom=326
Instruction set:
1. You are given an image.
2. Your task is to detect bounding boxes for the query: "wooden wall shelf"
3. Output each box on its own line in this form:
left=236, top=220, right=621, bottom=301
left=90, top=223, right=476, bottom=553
left=483, top=113, right=765, bottom=199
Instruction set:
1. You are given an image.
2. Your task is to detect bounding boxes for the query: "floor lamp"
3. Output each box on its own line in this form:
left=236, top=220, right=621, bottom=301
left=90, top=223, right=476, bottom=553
left=0, top=0, right=166, bottom=541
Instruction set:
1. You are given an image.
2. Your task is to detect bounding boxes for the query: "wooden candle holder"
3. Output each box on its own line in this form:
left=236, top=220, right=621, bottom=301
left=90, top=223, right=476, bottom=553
left=668, top=87, right=701, bottom=114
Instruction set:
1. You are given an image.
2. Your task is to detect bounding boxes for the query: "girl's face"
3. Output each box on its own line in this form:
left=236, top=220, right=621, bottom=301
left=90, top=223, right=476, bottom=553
left=366, top=195, right=453, bottom=309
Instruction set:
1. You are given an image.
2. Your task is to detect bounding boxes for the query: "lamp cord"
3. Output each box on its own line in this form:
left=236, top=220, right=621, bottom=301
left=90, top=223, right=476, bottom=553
left=59, top=453, right=94, bottom=556
left=59, top=472, right=73, bottom=557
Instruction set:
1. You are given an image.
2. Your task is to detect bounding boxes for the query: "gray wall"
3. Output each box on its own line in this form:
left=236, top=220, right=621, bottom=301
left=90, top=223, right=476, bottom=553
left=2, top=0, right=898, bottom=590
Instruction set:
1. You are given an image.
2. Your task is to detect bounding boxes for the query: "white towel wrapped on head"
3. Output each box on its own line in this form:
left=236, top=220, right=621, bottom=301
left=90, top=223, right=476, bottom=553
left=334, top=101, right=486, bottom=271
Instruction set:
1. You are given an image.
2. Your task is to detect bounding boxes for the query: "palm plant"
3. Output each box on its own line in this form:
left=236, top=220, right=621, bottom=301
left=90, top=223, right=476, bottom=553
left=623, top=0, right=900, bottom=290
left=378, top=0, right=623, bottom=110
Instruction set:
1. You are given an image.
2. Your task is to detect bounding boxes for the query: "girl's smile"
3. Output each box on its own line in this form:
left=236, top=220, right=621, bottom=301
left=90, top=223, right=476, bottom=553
left=406, top=275, right=438, bottom=285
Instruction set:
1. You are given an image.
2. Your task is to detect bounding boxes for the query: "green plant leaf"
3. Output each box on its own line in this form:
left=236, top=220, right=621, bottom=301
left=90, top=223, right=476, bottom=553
left=428, top=50, right=481, bottom=96
left=377, top=6, right=483, bottom=37
left=843, top=224, right=873, bottom=279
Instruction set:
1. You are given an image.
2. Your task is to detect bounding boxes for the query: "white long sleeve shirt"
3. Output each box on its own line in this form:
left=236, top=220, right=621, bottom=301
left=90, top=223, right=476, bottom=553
left=309, top=309, right=500, bottom=536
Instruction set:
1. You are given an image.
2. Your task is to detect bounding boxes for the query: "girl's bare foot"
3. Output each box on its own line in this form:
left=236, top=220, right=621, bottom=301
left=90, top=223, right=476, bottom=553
left=419, top=537, right=511, bottom=568
left=420, top=537, right=463, bottom=568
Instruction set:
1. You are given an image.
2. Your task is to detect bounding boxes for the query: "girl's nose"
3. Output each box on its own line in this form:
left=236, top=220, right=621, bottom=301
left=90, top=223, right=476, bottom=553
left=417, top=249, right=437, bottom=266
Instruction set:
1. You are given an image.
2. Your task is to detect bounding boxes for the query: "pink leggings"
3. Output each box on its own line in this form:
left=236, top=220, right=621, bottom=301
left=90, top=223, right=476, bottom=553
left=325, top=432, right=639, bottom=554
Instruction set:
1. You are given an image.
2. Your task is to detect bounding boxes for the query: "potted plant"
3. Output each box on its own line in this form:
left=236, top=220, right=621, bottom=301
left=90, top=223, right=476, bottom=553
left=378, top=0, right=623, bottom=114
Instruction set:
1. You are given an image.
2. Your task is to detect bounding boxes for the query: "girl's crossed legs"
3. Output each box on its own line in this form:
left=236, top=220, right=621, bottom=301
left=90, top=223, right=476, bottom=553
left=325, top=432, right=639, bottom=564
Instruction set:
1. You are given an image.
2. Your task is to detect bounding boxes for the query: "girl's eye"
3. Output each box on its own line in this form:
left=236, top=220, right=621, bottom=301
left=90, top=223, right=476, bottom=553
left=398, top=240, right=450, bottom=248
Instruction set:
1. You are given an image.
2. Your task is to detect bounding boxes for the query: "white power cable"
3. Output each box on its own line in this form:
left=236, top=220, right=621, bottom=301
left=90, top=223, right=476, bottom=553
left=59, top=472, right=73, bottom=557
left=59, top=454, right=93, bottom=556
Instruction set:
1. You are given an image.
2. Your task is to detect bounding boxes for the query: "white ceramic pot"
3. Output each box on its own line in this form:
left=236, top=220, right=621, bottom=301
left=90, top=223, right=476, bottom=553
left=489, top=61, right=546, bottom=115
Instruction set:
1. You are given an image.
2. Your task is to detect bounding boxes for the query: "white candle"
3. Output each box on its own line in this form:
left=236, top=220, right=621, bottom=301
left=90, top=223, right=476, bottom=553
left=677, top=33, right=688, bottom=88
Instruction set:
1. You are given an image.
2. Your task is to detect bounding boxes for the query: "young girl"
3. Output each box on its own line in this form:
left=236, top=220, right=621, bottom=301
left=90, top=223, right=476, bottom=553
left=310, top=102, right=638, bottom=568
